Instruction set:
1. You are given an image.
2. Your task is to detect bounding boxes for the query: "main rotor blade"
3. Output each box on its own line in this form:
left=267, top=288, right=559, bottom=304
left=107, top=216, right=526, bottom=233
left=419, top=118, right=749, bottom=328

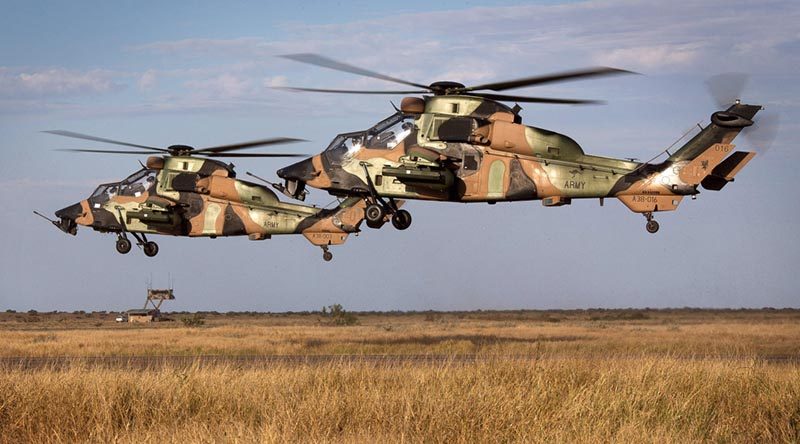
left=56, top=148, right=167, bottom=155
left=469, top=92, right=604, bottom=105
left=462, top=67, right=637, bottom=92
left=195, top=137, right=307, bottom=154
left=43, top=130, right=167, bottom=152
left=280, top=53, right=430, bottom=90
left=203, top=152, right=309, bottom=158
left=274, top=86, right=428, bottom=95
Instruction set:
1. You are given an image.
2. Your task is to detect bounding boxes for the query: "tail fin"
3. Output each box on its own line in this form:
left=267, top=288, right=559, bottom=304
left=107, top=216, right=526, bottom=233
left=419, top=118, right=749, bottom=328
left=668, top=102, right=761, bottom=162
left=667, top=102, right=760, bottom=187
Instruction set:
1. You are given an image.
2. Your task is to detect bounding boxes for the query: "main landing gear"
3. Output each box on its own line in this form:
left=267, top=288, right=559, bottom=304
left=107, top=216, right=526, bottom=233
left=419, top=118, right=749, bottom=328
left=364, top=201, right=412, bottom=231
left=360, top=162, right=412, bottom=231
left=644, top=212, right=660, bottom=234
left=115, top=232, right=159, bottom=257
left=114, top=208, right=159, bottom=257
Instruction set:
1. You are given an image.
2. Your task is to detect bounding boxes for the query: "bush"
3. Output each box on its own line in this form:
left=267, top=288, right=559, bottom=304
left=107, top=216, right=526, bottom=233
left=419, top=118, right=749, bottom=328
left=181, top=314, right=205, bottom=328
left=324, top=304, right=359, bottom=326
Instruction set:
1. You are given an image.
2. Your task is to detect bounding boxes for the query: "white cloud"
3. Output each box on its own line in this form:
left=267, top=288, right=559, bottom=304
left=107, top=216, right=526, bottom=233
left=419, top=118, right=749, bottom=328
left=594, top=44, right=703, bottom=70
left=5, top=0, right=799, bottom=116
left=0, top=68, right=125, bottom=98
left=185, top=73, right=252, bottom=99
left=138, top=69, right=158, bottom=91
left=264, top=76, right=288, bottom=88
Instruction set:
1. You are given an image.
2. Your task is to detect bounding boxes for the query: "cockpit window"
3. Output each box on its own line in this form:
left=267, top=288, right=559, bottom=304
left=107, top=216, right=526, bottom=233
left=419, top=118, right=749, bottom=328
left=119, top=169, right=157, bottom=196
left=90, top=183, right=118, bottom=204
left=364, top=113, right=416, bottom=149
left=323, top=132, right=364, bottom=165
left=323, top=113, right=416, bottom=165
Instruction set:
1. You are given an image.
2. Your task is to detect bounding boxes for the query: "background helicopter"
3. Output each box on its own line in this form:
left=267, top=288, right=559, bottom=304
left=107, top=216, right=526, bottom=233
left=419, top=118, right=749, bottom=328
left=274, top=54, right=769, bottom=233
left=36, top=131, right=371, bottom=261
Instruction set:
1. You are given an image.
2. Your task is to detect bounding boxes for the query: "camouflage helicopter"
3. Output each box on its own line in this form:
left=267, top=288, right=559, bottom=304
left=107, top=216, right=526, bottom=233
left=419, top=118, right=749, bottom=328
left=36, top=131, right=371, bottom=261
left=274, top=54, right=766, bottom=233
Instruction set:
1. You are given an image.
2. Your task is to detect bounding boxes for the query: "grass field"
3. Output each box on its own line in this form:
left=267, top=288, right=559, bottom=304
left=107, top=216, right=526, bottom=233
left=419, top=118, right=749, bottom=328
left=1, top=309, right=798, bottom=443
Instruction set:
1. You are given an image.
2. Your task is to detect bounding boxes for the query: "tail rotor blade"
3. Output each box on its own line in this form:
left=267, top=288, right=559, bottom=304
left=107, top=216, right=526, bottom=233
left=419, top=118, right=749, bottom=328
left=745, top=109, right=780, bottom=154
left=706, top=73, right=749, bottom=108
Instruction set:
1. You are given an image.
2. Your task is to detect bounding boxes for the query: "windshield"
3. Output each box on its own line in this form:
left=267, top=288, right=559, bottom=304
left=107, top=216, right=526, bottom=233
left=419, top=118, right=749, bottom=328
left=323, top=113, right=416, bottom=165
left=365, top=113, right=416, bottom=149
left=90, top=183, right=119, bottom=204
left=119, top=169, right=157, bottom=197
left=89, top=169, right=157, bottom=204
left=323, top=132, right=364, bottom=165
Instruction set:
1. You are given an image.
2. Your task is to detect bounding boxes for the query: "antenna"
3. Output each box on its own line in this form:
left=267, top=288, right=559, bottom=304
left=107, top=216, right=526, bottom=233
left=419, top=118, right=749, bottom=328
left=246, top=171, right=279, bottom=187
left=628, top=121, right=703, bottom=175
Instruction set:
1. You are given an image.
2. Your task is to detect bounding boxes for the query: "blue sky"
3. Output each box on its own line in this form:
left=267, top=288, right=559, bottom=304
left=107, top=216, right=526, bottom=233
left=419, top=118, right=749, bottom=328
left=1, top=0, right=798, bottom=311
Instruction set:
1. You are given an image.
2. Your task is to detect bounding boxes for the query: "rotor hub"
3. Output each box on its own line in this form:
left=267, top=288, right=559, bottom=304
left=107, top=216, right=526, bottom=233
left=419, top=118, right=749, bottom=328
left=428, top=81, right=466, bottom=95
left=167, top=144, right=195, bottom=155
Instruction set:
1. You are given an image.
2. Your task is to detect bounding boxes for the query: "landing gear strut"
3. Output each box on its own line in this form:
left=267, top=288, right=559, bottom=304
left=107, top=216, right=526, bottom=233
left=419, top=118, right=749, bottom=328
left=321, top=245, right=333, bottom=262
left=644, top=212, right=660, bottom=234
left=361, top=163, right=412, bottom=231
left=115, top=207, right=133, bottom=254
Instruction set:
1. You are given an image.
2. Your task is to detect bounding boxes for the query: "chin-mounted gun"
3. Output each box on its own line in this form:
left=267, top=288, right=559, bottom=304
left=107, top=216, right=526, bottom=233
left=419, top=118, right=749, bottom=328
left=33, top=211, right=77, bottom=235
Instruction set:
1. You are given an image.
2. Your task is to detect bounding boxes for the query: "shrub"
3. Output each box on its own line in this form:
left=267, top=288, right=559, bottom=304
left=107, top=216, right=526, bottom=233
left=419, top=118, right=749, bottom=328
left=181, top=314, right=205, bottom=328
left=324, top=304, right=359, bottom=326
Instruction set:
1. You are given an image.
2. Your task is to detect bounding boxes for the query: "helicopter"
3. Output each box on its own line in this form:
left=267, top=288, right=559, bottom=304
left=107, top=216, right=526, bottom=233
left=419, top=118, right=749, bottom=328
left=36, top=131, right=374, bottom=261
left=274, top=54, right=765, bottom=233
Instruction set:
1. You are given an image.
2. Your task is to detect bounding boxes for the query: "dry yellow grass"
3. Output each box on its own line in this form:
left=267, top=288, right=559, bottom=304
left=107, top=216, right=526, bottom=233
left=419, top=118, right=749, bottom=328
left=1, top=311, right=799, bottom=358
left=1, top=359, right=798, bottom=443
left=0, top=310, right=798, bottom=442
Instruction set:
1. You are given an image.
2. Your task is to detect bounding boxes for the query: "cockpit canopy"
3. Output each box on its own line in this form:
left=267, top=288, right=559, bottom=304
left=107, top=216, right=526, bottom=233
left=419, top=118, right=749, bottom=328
left=90, top=168, right=157, bottom=204
left=324, top=112, right=416, bottom=165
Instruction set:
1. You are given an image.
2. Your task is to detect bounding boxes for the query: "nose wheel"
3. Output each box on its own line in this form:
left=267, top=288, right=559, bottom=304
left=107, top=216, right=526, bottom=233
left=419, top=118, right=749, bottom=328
left=644, top=212, right=660, bottom=234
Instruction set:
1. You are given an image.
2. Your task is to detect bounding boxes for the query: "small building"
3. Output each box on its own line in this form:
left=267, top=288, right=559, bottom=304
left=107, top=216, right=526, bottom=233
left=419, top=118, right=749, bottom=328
left=127, top=308, right=158, bottom=323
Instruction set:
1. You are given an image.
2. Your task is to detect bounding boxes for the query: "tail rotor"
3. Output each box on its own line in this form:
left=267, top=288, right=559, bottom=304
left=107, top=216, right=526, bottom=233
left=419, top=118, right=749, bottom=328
left=705, top=73, right=780, bottom=154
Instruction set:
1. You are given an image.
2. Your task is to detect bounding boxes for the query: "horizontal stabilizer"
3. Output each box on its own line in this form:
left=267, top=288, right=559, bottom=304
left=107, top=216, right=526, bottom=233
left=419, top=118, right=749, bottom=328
left=701, top=151, right=756, bottom=191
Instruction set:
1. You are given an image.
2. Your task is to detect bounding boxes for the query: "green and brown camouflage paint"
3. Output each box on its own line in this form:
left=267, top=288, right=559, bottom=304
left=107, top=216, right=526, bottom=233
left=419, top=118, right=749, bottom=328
left=278, top=96, right=759, bottom=220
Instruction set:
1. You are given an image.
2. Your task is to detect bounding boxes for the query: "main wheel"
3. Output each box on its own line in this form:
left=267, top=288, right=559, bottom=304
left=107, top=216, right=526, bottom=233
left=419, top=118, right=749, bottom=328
left=646, top=220, right=660, bottom=234
left=322, top=251, right=333, bottom=262
left=116, top=238, right=132, bottom=254
left=365, top=203, right=385, bottom=224
left=143, top=241, right=159, bottom=257
left=391, top=209, right=412, bottom=230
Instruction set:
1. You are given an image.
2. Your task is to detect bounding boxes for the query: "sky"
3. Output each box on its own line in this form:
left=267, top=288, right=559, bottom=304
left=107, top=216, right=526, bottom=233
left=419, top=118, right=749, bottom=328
left=0, top=0, right=798, bottom=311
